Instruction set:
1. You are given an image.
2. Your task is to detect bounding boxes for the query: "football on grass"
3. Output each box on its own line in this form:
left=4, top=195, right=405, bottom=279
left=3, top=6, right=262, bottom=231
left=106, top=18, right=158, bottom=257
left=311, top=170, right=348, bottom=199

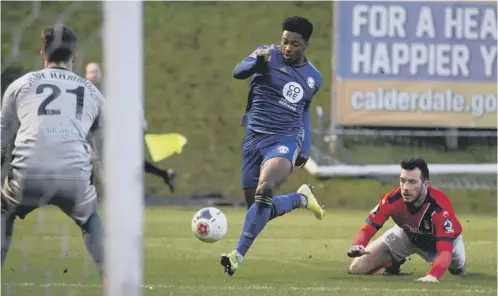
left=191, top=207, right=227, bottom=243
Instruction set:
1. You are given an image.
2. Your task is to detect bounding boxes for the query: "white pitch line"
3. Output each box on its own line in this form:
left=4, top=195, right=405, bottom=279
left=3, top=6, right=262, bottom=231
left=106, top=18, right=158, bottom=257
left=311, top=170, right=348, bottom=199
left=2, top=282, right=496, bottom=294
left=36, top=235, right=351, bottom=243
left=35, top=235, right=495, bottom=245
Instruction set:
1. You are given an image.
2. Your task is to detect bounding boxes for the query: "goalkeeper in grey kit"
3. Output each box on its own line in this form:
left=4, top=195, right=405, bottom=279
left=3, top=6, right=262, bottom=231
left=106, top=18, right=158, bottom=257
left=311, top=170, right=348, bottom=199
left=1, top=24, right=104, bottom=281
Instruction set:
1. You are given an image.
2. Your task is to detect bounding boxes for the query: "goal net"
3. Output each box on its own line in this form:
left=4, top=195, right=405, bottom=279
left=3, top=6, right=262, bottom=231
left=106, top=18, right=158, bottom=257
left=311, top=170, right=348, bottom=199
left=1, top=2, right=144, bottom=296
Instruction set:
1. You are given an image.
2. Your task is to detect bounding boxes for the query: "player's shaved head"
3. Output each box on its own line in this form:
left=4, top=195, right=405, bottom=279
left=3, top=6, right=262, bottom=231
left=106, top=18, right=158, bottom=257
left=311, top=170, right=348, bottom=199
left=41, top=24, right=77, bottom=64
left=280, top=16, right=313, bottom=65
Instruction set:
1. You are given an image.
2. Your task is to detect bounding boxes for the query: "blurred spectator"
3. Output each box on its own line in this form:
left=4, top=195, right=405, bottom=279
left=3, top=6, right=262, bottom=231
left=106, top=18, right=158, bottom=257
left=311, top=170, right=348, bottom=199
left=85, top=62, right=103, bottom=89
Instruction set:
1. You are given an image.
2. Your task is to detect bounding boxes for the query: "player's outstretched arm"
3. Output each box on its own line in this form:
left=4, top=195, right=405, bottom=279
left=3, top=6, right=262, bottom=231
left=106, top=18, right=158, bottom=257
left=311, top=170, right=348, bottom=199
left=1, top=82, right=21, bottom=165
left=415, top=241, right=452, bottom=283
left=417, top=212, right=458, bottom=282
left=232, top=46, right=272, bottom=80
left=348, top=198, right=391, bottom=257
left=348, top=223, right=378, bottom=257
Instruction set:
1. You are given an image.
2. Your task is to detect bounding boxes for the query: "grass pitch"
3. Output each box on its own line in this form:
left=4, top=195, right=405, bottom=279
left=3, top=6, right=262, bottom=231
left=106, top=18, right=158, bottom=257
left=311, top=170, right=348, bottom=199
left=2, top=207, right=496, bottom=296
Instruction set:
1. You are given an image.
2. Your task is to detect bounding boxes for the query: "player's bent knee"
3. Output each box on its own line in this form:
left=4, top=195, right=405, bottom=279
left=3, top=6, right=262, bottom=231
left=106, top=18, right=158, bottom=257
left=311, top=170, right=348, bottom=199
left=256, top=181, right=274, bottom=196
left=348, top=258, right=371, bottom=275
left=254, top=182, right=274, bottom=207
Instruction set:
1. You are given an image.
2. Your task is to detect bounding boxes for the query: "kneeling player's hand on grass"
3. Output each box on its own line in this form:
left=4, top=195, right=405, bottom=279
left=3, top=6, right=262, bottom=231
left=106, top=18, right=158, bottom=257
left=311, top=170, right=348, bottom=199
left=347, top=245, right=369, bottom=258
left=415, top=275, right=439, bottom=283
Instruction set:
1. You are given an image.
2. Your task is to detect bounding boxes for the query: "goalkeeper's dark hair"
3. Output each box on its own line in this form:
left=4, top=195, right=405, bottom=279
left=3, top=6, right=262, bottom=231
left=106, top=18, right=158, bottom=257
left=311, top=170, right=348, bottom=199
left=400, top=157, right=429, bottom=180
left=41, top=24, right=77, bottom=63
left=282, top=16, right=313, bottom=42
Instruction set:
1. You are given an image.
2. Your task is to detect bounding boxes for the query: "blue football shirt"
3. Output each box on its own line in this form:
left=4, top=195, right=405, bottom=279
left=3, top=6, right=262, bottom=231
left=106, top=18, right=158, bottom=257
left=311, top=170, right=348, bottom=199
left=235, top=45, right=322, bottom=137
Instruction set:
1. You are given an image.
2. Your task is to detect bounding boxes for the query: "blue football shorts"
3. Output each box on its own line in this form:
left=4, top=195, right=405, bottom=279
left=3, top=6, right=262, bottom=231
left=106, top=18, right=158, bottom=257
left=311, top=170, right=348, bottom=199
left=241, top=129, right=302, bottom=189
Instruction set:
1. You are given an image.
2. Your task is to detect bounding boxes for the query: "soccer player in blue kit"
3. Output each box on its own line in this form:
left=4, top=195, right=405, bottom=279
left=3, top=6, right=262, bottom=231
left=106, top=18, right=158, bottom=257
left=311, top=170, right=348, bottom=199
left=220, top=16, right=325, bottom=276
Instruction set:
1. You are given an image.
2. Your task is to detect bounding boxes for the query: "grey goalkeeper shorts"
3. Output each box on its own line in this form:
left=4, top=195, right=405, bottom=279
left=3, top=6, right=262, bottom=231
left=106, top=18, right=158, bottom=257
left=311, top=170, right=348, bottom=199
left=1, top=175, right=98, bottom=226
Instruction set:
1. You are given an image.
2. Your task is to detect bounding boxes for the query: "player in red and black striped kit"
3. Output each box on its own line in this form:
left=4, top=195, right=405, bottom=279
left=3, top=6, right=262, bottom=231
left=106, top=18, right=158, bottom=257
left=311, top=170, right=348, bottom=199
left=347, top=157, right=466, bottom=283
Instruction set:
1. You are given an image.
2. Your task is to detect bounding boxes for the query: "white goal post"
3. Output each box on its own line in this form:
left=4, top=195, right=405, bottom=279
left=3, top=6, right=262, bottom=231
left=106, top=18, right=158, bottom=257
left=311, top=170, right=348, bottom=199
left=304, top=158, right=497, bottom=177
left=103, top=2, right=144, bottom=296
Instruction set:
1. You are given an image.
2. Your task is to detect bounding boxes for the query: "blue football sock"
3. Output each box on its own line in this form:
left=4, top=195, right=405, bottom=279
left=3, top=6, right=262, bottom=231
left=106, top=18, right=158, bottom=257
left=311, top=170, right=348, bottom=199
left=236, top=193, right=302, bottom=257
left=269, top=193, right=302, bottom=220
left=236, top=193, right=272, bottom=257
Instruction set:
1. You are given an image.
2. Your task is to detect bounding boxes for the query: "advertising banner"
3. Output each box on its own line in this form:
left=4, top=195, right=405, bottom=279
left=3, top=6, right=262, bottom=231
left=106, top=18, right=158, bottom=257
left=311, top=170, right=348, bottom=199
left=335, top=1, right=497, bottom=128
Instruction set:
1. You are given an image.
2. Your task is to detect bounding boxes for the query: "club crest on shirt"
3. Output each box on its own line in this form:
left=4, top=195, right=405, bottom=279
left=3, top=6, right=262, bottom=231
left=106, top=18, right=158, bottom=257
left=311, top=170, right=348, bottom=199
left=443, top=219, right=454, bottom=233
left=307, top=77, right=315, bottom=89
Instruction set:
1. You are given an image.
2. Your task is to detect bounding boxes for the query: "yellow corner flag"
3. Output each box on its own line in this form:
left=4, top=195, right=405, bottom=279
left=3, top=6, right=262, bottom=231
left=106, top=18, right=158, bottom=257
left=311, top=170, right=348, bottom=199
left=144, top=133, right=187, bottom=163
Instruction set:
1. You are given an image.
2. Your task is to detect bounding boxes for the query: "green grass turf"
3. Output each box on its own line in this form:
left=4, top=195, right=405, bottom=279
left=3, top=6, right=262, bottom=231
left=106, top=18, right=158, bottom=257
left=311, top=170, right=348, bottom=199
left=2, top=1, right=495, bottom=205
left=2, top=207, right=496, bottom=296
